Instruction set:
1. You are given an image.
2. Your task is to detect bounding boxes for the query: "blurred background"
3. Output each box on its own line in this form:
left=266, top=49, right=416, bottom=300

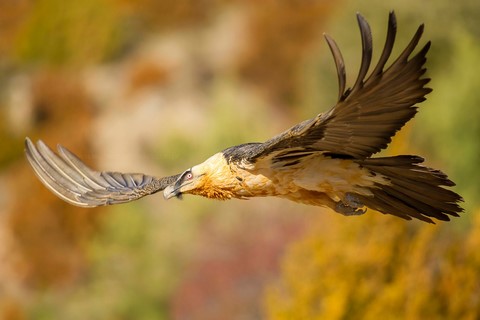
left=1, top=0, right=479, bottom=319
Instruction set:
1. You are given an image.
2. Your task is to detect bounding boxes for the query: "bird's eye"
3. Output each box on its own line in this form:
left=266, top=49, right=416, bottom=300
left=184, top=172, right=193, bottom=180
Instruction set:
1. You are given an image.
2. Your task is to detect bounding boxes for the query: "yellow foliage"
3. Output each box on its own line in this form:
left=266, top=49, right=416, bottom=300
left=265, top=210, right=480, bottom=319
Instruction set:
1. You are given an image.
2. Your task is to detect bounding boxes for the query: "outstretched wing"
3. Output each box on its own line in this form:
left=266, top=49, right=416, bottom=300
left=249, top=11, right=431, bottom=162
left=25, top=138, right=179, bottom=207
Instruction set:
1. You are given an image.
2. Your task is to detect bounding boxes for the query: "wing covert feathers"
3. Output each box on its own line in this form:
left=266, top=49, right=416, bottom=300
left=25, top=138, right=179, bottom=207
left=249, top=11, right=432, bottom=161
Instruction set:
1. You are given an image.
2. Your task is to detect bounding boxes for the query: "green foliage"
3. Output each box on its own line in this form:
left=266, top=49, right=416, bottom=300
left=27, top=203, right=192, bottom=319
left=15, top=0, right=121, bottom=66
left=415, top=30, right=480, bottom=214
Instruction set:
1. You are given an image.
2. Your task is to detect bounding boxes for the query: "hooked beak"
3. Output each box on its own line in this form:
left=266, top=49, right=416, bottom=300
left=163, top=183, right=187, bottom=200
left=163, top=185, right=179, bottom=200
left=163, top=177, right=193, bottom=200
left=163, top=168, right=202, bottom=200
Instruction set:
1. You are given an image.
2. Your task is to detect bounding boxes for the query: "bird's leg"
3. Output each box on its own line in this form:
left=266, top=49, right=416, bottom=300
left=335, top=193, right=366, bottom=216
left=335, top=202, right=366, bottom=216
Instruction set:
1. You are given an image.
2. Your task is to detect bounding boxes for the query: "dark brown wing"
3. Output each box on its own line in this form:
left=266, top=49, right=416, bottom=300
left=25, top=138, right=179, bottom=207
left=248, top=11, right=431, bottom=162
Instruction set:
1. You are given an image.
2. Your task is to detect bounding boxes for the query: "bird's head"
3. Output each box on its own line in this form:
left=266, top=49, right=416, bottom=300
left=163, top=153, right=238, bottom=200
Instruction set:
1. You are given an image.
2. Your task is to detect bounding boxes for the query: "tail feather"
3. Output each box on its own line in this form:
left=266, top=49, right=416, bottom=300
left=354, top=156, right=463, bottom=223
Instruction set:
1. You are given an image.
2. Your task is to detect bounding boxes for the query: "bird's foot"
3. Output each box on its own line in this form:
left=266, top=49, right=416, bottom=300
left=345, top=193, right=363, bottom=208
left=335, top=195, right=366, bottom=216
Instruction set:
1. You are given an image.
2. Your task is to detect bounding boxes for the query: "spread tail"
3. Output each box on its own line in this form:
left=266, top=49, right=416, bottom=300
left=353, top=156, right=463, bottom=223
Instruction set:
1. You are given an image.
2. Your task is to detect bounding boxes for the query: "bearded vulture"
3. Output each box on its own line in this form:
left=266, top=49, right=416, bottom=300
left=25, top=12, right=463, bottom=223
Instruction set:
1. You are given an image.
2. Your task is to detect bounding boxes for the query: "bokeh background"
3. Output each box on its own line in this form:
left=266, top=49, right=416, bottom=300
left=1, top=0, right=479, bottom=319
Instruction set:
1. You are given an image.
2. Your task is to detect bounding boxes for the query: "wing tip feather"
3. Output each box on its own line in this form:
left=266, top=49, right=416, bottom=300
left=25, top=138, right=176, bottom=207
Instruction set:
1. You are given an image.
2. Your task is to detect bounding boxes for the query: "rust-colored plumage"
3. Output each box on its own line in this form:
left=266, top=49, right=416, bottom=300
left=25, top=12, right=463, bottom=223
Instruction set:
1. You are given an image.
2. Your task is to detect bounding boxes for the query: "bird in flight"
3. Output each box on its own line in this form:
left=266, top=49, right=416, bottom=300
left=25, top=12, right=463, bottom=223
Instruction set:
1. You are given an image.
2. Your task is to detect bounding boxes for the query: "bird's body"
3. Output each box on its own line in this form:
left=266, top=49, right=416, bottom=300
left=25, top=12, right=464, bottom=223
left=185, top=147, right=386, bottom=205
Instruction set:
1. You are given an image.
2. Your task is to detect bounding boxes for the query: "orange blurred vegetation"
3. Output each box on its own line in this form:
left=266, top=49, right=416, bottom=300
left=265, top=211, right=480, bottom=319
left=7, top=70, right=98, bottom=288
left=236, top=0, right=335, bottom=108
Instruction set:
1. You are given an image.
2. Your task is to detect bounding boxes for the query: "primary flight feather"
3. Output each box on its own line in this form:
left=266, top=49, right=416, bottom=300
left=25, top=12, right=463, bottom=223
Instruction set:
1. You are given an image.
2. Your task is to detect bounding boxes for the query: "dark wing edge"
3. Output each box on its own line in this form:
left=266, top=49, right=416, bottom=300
left=247, top=11, right=431, bottom=162
left=317, top=11, right=431, bottom=157
left=25, top=138, right=179, bottom=207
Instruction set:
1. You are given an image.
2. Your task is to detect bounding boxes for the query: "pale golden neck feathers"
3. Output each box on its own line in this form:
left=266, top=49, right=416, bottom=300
left=188, top=153, right=241, bottom=200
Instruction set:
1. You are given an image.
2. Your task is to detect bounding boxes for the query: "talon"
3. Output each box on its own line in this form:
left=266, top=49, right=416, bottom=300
left=353, top=207, right=366, bottom=215
left=335, top=201, right=366, bottom=216
left=345, top=193, right=363, bottom=208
